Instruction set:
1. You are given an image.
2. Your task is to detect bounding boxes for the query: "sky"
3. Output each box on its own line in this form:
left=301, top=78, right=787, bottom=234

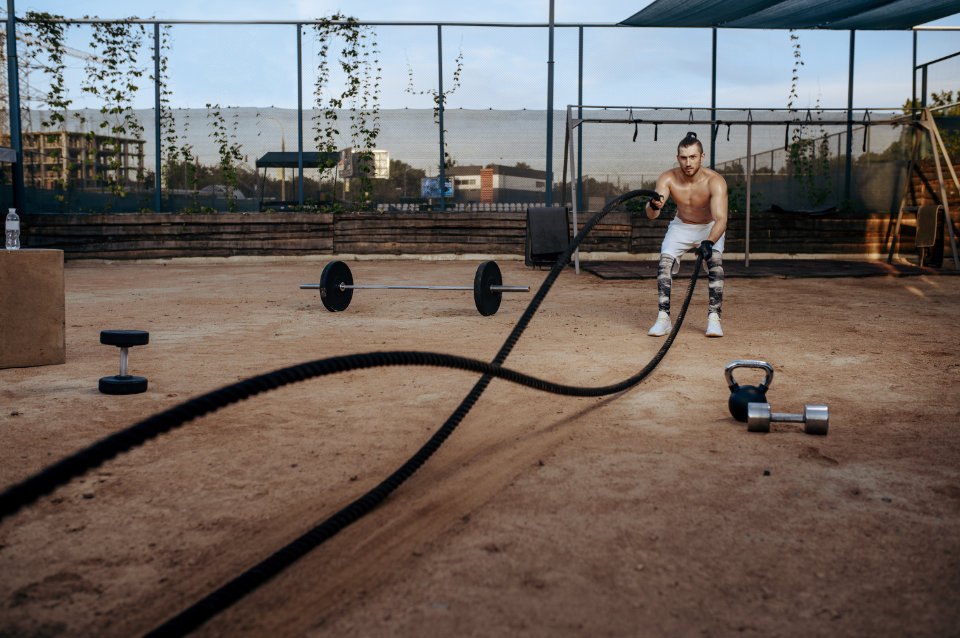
left=7, top=0, right=960, bottom=114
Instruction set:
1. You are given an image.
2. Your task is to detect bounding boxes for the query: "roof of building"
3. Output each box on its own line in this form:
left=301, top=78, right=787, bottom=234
left=445, top=164, right=546, bottom=179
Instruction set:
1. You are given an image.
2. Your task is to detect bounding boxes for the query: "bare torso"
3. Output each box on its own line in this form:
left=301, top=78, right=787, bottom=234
left=648, top=162, right=729, bottom=244
left=661, top=166, right=723, bottom=224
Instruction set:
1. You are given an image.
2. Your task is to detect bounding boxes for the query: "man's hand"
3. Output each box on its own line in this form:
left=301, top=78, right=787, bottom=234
left=696, top=240, right=714, bottom=261
left=648, top=193, right=664, bottom=211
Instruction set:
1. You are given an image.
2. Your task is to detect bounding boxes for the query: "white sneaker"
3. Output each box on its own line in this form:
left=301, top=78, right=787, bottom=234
left=706, top=312, right=723, bottom=337
left=648, top=311, right=672, bottom=337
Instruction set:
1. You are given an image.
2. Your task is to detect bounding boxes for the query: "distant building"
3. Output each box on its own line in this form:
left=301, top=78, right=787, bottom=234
left=0, top=130, right=145, bottom=190
left=444, top=164, right=547, bottom=203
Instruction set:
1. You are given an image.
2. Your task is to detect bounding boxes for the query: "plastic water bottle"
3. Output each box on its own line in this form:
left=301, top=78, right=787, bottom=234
left=5, top=208, right=19, bottom=250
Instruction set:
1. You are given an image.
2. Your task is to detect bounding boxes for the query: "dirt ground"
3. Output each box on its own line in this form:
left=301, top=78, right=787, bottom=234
left=1, top=256, right=959, bottom=637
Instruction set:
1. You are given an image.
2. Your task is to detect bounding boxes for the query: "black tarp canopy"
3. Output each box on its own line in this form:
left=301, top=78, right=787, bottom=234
left=620, top=0, right=960, bottom=30
left=254, top=151, right=339, bottom=168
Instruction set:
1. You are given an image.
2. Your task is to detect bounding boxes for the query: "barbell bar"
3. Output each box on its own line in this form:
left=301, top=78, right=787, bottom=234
left=300, top=260, right=529, bottom=316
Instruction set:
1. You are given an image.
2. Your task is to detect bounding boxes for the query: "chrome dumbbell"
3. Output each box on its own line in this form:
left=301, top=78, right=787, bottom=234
left=746, top=402, right=829, bottom=435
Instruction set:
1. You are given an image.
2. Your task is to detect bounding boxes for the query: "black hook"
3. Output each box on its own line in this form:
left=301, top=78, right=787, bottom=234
left=633, top=120, right=638, bottom=142
left=862, top=110, right=871, bottom=152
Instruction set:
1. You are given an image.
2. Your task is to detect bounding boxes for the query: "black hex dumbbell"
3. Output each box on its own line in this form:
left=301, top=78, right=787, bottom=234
left=99, top=330, right=149, bottom=395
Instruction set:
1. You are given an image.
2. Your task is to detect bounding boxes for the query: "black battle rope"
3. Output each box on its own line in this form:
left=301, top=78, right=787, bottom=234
left=0, top=189, right=703, bottom=636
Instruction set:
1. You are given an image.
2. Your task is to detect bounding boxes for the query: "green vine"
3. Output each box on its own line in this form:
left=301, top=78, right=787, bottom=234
left=80, top=17, right=147, bottom=197
left=22, top=13, right=72, bottom=131
left=177, top=110, right=201, bottom=211
left=206, top=104, right=244, bottom=212
left=312, top=15, right=382, bottom=206
left=22, top=12, right=74, bottom=204
left=406, top=48, right=464, bottom=170
left=785, top=30, right=832, bottom=208
left=151, top=23, right=179, bottom=197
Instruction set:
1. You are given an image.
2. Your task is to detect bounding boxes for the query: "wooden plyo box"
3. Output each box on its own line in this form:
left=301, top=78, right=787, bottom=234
left=0, top=249, right=65, bottom=368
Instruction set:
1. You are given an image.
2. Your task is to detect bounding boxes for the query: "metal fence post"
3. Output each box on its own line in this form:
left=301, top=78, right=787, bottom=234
left=437, top=25, right=445, bottom=212
left=297, top=23, right=304, bottom=206
left=5, top=0, right=25, bottom=213
left=153, top=22, right=162, bottom=213
left=577, top=26, right=583, bottom=213
left=711, top=27, right=717, bottom=169
left=844, top=30, right=855, bottom=203
left=546, top=0, right=555, bottom=206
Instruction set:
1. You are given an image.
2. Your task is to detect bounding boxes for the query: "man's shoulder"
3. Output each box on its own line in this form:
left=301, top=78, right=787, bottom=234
left=702, top=167, right=727, bottom=187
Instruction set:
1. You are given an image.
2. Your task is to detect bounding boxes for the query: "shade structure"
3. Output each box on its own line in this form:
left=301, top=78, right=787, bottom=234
left=620, top=0, right=960, bottom=30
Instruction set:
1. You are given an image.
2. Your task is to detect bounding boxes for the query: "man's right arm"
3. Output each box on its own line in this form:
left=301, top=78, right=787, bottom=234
left=646, top=173, right=670, bottom=219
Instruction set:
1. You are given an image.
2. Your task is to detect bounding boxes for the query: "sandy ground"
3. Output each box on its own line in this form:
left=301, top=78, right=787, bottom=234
left=1, top=257, right=959, bottom=637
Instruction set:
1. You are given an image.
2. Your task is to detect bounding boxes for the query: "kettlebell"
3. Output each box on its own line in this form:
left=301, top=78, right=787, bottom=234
left=725, top=360, right=774, bottom=422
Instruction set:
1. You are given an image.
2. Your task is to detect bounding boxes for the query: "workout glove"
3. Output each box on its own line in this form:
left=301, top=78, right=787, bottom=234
left=696, top=240, right=714, bottom=261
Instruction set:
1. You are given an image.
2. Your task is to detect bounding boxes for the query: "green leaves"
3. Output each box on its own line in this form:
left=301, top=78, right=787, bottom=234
left=206, top=104, right=244, bottom=212
left=784, top=29, right=832, bottom=208
left=78, top=18, right=147, bottom=196
left=311, top=15, right=382, bottom=206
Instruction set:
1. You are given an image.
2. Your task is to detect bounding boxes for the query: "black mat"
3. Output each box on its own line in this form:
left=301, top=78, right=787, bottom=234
left=579, top=259, right=960, bottom=280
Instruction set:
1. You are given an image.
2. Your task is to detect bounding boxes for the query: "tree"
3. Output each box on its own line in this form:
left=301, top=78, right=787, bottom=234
left=902, top=90, right=960, bottom=157
left=902, top=90, right=960, bottom=116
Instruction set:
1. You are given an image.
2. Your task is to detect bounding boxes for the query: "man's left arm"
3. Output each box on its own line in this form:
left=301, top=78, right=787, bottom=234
left=696, top=175, right=728, bottom=261
left=707, top=174, right=728, bottom=244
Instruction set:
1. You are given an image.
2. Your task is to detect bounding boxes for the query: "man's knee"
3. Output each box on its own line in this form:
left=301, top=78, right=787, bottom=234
left=707, top=251, right=723, bottom=273
left=707, top=253, right=724, bottom=313
left=657, top=254, right=675, bottom=312
left=658, top=254, right=676, bottom=281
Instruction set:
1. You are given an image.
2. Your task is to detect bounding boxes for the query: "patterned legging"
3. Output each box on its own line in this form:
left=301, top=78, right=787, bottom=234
left=657, top=252, right=724, bottom=315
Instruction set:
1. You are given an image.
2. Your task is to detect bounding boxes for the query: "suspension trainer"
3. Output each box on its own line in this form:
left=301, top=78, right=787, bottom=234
left=0, top=189, right=704, bottom=637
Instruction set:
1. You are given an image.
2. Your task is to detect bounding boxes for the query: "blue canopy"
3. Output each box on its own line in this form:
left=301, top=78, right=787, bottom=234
left=620, top=0, right=960, bottom=29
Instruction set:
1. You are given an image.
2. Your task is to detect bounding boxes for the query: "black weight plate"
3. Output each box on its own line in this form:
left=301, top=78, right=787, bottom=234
left=474, top=260, right=502, bottom=316
left=319, top=260, right=353, bottom=312
left=99, top=375, right=148, bottom=395
left=100, top=329, right=149, bottom=347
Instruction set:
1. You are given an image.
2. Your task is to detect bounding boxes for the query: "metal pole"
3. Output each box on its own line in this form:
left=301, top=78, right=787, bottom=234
left=297, top=24, right=304, bottom=206
left=6, top=0, right=25, bottom=213
left=303, top=283, right=530, bottom=292
left=567, top=106, right=580, bottom=274
left=437, top=25, right=446, bottom=211
left=924, top=109, right=960, bottom=269
left=577, top=26, right=583, bottom=213
left=921, top=65, right=928, bottom=109
left=545, top=0, right=555, bottom=206
left=911, top=31, right=917, bottom=119
left=844, top=30, right=855, bottom=202
left=153, top=22, right=162, bottom=213
left=745, top=121, right=752, bottom=268
left=710, top=27, right=717, bottom=169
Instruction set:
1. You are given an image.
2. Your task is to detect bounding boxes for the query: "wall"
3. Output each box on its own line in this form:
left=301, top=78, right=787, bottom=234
left=18, top=207, right=912, bottom=261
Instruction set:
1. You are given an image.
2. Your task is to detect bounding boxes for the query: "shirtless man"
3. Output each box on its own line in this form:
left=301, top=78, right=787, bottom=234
left=645, top=131, right=728, bottom=338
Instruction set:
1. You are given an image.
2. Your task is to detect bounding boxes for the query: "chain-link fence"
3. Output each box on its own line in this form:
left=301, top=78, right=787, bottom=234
left=0, top=16, right=956, bottom=214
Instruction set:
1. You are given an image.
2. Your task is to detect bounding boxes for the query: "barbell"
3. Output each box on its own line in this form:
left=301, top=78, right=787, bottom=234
left=300, top=260, right=530, bottom=316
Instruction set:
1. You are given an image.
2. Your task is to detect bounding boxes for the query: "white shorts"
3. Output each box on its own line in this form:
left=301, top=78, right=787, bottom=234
left=660, top=216, right=726, bottom=274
